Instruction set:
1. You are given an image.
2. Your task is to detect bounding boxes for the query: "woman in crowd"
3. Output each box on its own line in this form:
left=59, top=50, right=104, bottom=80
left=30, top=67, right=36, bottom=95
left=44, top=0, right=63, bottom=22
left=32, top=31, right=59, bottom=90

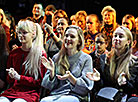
left=83, top=14, right=101, bottom=53
left=0, top=25, right=9, bottom=93
left=43, top=4, right=56, bottom=26
left=122, top=14, right=136, bottom=33
left=45, top=17, right=69, bottom=58
left=0, top=8, right=11, bottom=42
left=0, top=20, right=47, bottom=102
left=75, top=10, right=87, bottom=32
left=101, top=6, right=119, bottom=51
left=87, top=26, right=138, bottom=101
left=40, top=25, right=94, bottom=102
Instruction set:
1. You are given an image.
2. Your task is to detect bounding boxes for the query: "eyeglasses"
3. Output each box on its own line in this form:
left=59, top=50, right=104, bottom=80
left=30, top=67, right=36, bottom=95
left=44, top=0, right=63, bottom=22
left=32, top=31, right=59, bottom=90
left=16, top=30, right=29, bottom=36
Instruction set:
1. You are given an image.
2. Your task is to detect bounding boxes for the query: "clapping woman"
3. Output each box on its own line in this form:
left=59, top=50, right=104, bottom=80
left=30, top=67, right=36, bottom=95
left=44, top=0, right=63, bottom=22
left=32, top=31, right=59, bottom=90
left=40, top=25, right=94, bottom=102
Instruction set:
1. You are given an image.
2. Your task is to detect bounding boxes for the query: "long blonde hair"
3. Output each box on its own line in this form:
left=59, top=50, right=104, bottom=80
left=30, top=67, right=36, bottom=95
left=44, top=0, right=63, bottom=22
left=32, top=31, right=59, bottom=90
left=16, top=20, right=44, bottom=80
left=55, top=25, right=84, bottom=75
left=108, top=26, right=133, bottom=79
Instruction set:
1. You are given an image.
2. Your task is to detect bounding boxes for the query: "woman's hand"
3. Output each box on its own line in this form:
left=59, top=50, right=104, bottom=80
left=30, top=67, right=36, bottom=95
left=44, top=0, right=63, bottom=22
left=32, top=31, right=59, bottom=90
left=6, top=68, right=20, bottom=80
left=86, top=68, right=100, bottom=81
left=117, top=72, right=127, bottom=86
left=57, top=71, right=77, bottom=85
left=41, top=56, right=55, bottom=79
left=44, top=23, right=53, bottom=34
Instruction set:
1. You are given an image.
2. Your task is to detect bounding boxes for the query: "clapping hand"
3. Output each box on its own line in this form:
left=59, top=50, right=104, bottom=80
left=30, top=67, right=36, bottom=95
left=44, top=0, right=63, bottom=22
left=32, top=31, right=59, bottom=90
left=117, top=72, right=127, bottom=86
left=41, top=56, right=55, bottom=72
left=56, top=71, right=70, bottom=80
left=86, top=68, right=100, bottom=81
left=6, top=68, right=20, bottom=80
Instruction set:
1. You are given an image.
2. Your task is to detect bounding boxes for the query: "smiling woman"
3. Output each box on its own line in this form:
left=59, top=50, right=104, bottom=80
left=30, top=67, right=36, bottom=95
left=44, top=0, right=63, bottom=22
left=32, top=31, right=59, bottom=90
left=86, top=26, right=138, bottom=101
left=40, top=25, right=94, bottom=102
left=0, top=19, right=47, bottom=102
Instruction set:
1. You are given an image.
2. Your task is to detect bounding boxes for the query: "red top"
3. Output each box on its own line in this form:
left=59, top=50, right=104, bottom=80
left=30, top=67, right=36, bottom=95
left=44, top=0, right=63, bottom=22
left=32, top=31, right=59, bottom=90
left=1, top=47, right=47, bottom=102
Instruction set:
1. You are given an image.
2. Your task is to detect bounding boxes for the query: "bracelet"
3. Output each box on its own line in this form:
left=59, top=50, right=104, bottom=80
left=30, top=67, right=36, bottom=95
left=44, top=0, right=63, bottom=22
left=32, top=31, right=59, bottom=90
left=50, top=33, right=54, bottom=37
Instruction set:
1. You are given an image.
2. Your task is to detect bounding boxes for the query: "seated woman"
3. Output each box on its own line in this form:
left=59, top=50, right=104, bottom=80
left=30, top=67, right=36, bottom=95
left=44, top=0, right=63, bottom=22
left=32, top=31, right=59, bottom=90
left=87, top=26, right=138, bottom=101
left=0, top=20, right=47, bottom=102
left=0, top=25, right=9, bottom=93
left=40, top=25, right=94, bottom=102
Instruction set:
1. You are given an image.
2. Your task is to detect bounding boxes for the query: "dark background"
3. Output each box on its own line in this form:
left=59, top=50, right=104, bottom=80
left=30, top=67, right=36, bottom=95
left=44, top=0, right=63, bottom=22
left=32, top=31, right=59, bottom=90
left=0, top=0, right=137, bottom=25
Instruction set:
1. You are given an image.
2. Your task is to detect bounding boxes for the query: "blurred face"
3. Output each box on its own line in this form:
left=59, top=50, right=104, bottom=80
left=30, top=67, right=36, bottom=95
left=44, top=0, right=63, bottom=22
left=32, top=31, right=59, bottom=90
left=76, top=16, right=86, bottom=30
left=103, top=11, right=114, bottom=25
left=70, top=15, right=76, bottom=25
left=52, top=13, right=64, bottom=28
left=32, top=4, right=43, bottom=16
left=112, top=28, right=129, bottom=51
left=64, top=28, right=79, bottom=51
left=56, top=18, right=68, bottom=36
left=95, top=36, right=107, bottom=54
left=135, top=18, right=138, bottom=30
left=122, top=19, right=133, bottom=31
left=86, top=16, right=98, bottom=34
left=17, top=29, right=34, bottom=44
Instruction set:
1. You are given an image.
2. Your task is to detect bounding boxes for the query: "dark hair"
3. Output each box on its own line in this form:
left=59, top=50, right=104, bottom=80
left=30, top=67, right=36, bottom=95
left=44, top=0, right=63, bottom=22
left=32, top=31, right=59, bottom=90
left=54, top=9, right=68, bottom=20
left=95, top=33, right=108, bottom=42
left=122, top=14, right=136, bottom=32
left=45, top=4, right=56, bottom=12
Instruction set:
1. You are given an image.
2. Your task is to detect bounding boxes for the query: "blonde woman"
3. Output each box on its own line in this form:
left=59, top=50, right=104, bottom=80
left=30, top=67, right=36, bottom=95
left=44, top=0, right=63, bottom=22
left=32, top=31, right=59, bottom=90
left=0, top=8, right=11, bottom=42
left=0, top=20, right=47, bottom=102
left=40, top=25, right=94, bottom=102
left=101, top=5, right=119, bottom=51
left=87, top=26, right=138, bottom=101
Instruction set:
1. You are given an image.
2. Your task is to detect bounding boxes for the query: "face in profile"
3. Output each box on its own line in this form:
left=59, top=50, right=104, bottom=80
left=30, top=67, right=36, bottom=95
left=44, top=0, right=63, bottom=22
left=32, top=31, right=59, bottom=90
left=135, top=18, right=138, bottom=30
left=86, top=16, right=98, bottom=34
left=122, top=18, right=133, bottom=31
left=17, top=29, right=33, bottom=44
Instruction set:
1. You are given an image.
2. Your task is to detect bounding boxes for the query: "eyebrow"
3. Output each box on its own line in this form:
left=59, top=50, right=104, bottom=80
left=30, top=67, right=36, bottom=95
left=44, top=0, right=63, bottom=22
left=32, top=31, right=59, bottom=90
left=114, top=33, right=124, bottom=35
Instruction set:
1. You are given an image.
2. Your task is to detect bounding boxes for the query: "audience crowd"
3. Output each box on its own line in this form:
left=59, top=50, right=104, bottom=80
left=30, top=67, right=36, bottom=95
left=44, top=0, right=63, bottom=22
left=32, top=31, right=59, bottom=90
left=0, top=2, right=138, bottom=102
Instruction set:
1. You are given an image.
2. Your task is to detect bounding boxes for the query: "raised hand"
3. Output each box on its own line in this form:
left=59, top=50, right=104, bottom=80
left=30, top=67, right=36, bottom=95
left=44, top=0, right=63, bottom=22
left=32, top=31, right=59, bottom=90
left=6, top=68, right=20, bottom=80
left=86, top=68, right=100, bottom=81
left=44, top=23, right=53, bottom=34
left=117, top=72, right=127, bottom=86
left=41, top=56, right=55, bottom=71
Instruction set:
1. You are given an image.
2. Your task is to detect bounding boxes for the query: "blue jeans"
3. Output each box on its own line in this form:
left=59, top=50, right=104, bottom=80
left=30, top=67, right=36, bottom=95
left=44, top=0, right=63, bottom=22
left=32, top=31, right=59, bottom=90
left=0, top=97, right=27, bottom=102
left=40, top=95, right=80, bottom=102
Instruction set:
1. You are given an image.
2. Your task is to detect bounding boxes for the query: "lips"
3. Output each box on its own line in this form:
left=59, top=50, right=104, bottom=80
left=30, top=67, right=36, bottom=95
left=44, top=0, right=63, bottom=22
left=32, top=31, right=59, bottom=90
left=65, top=40, right=72, bottom=45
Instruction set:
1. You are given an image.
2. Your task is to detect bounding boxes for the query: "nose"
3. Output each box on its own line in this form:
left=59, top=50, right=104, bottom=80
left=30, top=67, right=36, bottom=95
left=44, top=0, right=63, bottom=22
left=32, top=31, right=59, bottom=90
left=66, top=36, right=71, bottom=40
left=114, top=36, right=119, bottom=42
left=97, top=43, right=101, bottom=46
left=58, top=23, right=62, bottom=27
